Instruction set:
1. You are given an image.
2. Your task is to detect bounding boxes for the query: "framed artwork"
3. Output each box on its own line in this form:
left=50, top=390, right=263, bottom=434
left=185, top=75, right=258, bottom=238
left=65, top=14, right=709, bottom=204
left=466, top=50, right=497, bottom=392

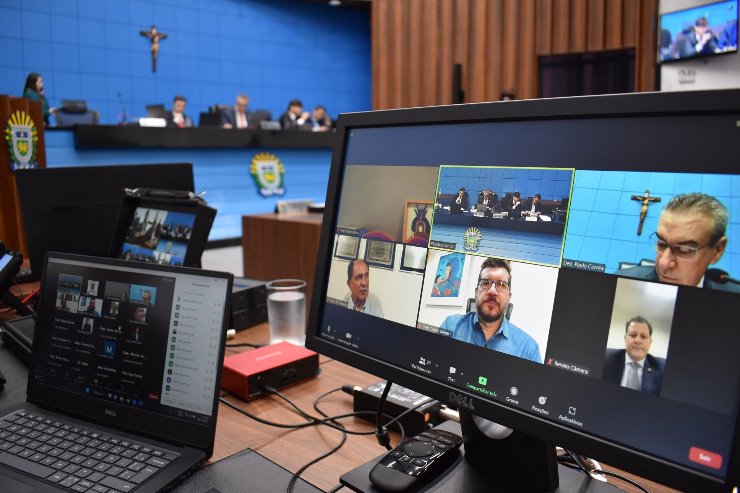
left=425, top=251, right=469, bottom=306
left=334, top=234, right=360, bottom=260
left=364, top=239, right=396, bottom=269
left=402, top=200, right=434, bottom=243
left=400, top=244, right=427, bottom=273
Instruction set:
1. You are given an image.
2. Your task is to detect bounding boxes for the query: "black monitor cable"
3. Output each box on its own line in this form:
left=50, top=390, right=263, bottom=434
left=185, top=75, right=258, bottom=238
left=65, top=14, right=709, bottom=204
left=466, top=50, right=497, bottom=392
left=375, top=380, right=393, bottom=450
left=559, top=448, right=651, bottom=493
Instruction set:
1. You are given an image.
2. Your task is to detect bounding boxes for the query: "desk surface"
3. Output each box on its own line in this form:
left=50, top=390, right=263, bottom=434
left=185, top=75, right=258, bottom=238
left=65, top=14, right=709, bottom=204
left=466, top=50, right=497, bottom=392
left=0, top=310, right=679, bottom=493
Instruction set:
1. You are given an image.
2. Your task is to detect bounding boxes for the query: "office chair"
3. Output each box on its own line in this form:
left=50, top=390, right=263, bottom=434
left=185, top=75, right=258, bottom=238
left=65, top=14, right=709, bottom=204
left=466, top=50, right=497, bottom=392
left=53, top=100, right=100, bottom=127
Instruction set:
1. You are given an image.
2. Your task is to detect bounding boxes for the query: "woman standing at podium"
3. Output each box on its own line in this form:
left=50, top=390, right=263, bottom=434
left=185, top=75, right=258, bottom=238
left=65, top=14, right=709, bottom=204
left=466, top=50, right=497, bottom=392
left=22, top=72, right=51, bottom=126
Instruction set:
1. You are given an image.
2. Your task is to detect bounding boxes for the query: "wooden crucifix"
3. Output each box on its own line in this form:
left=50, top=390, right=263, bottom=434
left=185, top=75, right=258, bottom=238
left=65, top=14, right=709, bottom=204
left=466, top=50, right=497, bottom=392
left=631, top=190, right=661, bottom=235
left=140, top=25, right=168, bottom=73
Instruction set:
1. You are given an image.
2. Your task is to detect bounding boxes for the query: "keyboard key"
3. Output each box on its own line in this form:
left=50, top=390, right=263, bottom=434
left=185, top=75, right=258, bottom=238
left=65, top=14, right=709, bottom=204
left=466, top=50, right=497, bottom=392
left=71, top=484, right=89, bottom=493
left=0, top=451, right=55, bottom=478
left=47, top=471, right=67, bottom=483
left=59, top=475, right=80, bottom=487
left=107, top=466, right=124, bottom=476
left=127, top=461, right=145, bottom=472
left=88, top=472, right=106, bottom=482
left=92, top=485, right=109, bottom=492
left=63, top=464, right=81, bottom=474
left=118, top=470, right=137, bottom=480
left=75, top=467, right=93, bottom=478
left=130, top=465, right=158, bottom=484
left=115, top=458, right=132, bottom=468
left=100, top=475, right=136, bottom=492
left=93, top=462, right=111, bottom=472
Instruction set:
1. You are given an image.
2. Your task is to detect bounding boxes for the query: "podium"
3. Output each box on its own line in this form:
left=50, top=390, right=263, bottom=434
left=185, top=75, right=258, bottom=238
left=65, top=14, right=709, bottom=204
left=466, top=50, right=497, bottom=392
left=0, top=95, right=46, bottom=254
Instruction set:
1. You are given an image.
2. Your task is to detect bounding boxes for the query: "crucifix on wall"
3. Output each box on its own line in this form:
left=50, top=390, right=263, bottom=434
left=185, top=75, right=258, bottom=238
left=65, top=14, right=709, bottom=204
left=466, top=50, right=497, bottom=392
left=140, top=25, right=168, bottom=73
left=631, top=190, right=662, bottom=236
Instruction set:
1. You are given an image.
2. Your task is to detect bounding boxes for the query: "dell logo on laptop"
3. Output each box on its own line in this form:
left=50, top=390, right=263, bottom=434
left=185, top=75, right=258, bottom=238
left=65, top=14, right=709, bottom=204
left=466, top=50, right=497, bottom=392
left=449, top=392, right=475, bottom=411
left=105, top=409, right=117, bottom=417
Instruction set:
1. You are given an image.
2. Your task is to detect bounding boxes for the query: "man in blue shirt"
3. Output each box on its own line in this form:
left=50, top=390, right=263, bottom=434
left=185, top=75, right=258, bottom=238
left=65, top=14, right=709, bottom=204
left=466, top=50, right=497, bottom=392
left=440, top=258, right=541, bottom=363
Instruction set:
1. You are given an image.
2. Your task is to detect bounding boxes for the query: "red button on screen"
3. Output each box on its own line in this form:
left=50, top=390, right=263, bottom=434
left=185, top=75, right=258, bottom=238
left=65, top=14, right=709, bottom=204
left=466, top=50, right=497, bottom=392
left=689, top=447, right=722, bottom=470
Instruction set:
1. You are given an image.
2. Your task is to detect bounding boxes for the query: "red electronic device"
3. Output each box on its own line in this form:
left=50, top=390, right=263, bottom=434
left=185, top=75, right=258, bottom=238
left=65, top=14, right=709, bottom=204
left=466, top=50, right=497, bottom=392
left=221, top=342, right=319, bottom=401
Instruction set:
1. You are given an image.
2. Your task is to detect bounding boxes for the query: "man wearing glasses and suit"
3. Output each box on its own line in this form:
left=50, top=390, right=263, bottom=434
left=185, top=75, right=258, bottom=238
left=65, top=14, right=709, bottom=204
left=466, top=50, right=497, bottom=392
left=615, top=193, right=739, bottom=292
left=440, top=257, right=541, bottom=363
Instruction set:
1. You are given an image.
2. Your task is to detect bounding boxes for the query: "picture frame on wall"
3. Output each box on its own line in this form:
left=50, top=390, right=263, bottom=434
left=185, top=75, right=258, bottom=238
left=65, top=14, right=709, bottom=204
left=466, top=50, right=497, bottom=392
left=400, top=244, right=427, bottom=273
left=402, top=200, right=434, bottom=243
left=424, top=251, right=470, bottom=306
left=334, top=234, right=360, bottom=260
left=364, top=239, right=395, bottom=269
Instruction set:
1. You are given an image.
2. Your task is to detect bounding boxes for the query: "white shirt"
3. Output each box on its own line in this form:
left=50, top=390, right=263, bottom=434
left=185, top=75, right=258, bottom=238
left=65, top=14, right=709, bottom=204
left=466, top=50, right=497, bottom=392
left=620, top=352, right=645, bottom=388
left=235, top=108, right=248, bottom=129
left=343, top=292, right=384, bottom=318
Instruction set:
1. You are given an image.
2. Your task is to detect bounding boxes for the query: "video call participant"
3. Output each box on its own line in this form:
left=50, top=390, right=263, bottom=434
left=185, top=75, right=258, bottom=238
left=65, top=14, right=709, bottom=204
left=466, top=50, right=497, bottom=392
left=508, top=192, right=524, bottom=219
left=522, top=194, right=542, bottom=218
left=221, top=94, right=250, bottom=129
left=440, top=258, right=541, bottom=363
left=602, top=316, right=665, bottom=395
left=615, top=193, right=739, bottom=292
left=279, top=99, right=310, bottom=130
left=476, top=189, right=498, bottom=215
left=343, top=259, right=384, bottom=317
left=79, top=298, right=100, bottom=319
left=677, top=16, right=719, bottom=58
left=166, top=95, right=193, bottom=128
left=449, top=187, right=470, bottom=214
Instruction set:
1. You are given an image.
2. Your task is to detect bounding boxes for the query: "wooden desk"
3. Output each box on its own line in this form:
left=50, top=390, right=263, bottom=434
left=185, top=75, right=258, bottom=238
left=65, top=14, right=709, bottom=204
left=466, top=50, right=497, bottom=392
left=242, top=212, right=323, bottom=304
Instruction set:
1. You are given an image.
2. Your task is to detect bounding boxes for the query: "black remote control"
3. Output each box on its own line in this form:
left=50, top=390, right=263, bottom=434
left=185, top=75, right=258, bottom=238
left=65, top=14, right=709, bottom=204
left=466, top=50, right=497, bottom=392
left=369, top=429, right=462, bottom=492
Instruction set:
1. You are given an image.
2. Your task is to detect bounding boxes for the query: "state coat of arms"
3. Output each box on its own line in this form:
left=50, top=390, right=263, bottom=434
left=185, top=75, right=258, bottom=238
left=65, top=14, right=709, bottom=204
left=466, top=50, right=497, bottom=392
left=5, top=110, right=38, bottom=171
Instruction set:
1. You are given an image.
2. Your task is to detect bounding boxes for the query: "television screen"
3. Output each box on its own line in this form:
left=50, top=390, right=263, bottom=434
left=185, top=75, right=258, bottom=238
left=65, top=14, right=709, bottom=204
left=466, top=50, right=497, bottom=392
left=659, top=0, right=738, bottom=62
left=307, top=90, right=740, bottom=491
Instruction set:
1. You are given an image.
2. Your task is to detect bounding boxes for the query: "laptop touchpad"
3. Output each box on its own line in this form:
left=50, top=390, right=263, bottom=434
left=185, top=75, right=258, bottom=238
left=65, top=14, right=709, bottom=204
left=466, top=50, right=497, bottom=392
left=1, top=476, right=34, bottom=493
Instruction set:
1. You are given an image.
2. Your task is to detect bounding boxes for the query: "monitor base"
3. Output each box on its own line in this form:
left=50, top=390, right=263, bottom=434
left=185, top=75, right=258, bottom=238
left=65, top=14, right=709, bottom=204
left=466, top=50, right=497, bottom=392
left=340, top=420, right=621, bottom=493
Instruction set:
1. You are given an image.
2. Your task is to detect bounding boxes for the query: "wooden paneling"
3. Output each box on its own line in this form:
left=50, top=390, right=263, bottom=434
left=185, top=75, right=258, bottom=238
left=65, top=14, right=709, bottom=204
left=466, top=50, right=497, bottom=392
left=371, top=0, right=657, bottom=109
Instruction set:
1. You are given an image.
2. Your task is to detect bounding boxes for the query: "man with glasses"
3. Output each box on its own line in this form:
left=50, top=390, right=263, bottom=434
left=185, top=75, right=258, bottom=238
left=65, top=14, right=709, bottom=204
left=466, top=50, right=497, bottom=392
left=615, top=193, right=739, bottom=292
left=440, top=258, right=541, bottom=363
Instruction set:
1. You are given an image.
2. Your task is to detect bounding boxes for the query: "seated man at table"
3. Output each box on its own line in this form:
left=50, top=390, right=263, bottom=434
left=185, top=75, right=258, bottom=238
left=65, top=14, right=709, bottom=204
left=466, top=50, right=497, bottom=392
left=165, top=95, right=194, bottom=128
left=522, top=194, right=543, bottom=219
left=449, top=187, right=470, bottom=214
left=476, top=189, right=498, bottom=215
left=221, top=94, right=250, bottom=129
left=507, top=192, right=525, bottom=219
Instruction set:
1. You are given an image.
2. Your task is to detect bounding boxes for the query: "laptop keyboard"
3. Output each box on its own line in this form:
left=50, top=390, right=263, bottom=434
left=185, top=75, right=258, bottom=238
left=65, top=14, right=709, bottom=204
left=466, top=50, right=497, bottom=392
left=0, top=410, right=179, bottom=492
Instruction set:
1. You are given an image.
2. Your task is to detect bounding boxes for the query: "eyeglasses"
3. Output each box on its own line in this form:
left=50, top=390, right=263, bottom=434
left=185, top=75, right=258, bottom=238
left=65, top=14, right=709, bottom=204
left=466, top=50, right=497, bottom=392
left=477, top=278, right=510, bottom=293
left=649, top=232, right=713, bottom=260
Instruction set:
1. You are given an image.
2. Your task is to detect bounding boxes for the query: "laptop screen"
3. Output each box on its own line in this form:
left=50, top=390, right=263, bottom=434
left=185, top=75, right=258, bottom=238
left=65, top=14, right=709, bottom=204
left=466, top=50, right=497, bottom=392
left=29, top=255, right=230, bottom=432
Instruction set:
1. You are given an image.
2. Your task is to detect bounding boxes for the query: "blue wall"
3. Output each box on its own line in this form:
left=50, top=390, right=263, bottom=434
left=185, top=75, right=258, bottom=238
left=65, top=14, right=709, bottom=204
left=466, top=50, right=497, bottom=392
left=0, top=0, right=371, bottom=124
left=564, top=170, right=739, bottom=275
left=45, top=129, right=333, bottom=241
left=439, top=166, right=573, bottom=202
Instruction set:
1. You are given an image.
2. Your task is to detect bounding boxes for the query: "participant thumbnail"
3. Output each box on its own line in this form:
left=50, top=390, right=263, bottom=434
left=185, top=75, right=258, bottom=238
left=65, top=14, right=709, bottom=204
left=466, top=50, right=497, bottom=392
left=325, top=235, right=425, bottom=327
left=58, top=274, right=82, bottom=294
left=105, top=281, right=131, bottom=301
left=132, top=306, right=148, bottom=323
left=129, top=284, right=157, bottom=305
left=78, top=296, right=102, bottom=318
left=563, top=170, right=739, bottom=292
left=417, top=251, right=559, bottom=364
left=601, top=278, right=676, bottom=396
left=430, top=166, right=574, bottom=267
left=86, top=280, right=99, bottom=296
left=80, top=317, right=95, bottom=334
left=56, top=291, right=79, bottom=313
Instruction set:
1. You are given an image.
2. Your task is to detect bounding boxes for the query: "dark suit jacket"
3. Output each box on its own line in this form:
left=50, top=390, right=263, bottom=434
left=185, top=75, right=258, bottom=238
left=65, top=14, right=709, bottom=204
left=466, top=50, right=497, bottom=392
left=676, top=31, right=719, bottom=59
left=165, top=112, right=193, bottom=128
left=508, top=200, right=524, bottom=219
left=614, top=265, right=740, bottom=293
left=449, top=193, right=470, bottom=214
left=525, top=200, right=543, bottom=214
left=220, top=107, right=248, bottom=128
left=602, top=348, right=665, bottom=395
left=279, top=112, right=310, bottom=130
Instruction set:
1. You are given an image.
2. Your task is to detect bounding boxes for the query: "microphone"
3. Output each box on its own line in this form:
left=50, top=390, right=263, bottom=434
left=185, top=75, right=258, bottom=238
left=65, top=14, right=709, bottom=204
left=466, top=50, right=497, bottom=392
left=706, top=268, right=740, bottom=285
left=117, top=92, right=127, bottom=124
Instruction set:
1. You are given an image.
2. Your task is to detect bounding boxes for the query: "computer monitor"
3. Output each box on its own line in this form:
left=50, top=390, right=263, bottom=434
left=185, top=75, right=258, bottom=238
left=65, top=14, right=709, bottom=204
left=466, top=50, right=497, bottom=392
left=306, top=90, right=740, bottom=492
left=15, top=163, right=195, bottom=279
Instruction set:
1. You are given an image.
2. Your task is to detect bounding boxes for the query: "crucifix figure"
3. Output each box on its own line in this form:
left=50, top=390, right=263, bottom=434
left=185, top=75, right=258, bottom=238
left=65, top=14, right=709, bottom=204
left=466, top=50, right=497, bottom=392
left=631, top=190, right=662, bottom=235
left=140, top=25, right=168, bottom=73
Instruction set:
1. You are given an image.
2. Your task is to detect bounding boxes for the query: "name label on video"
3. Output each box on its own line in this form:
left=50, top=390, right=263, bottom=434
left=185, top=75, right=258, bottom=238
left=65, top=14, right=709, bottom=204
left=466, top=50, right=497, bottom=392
left=546, top=357, right=591, bottom=376
left=561, top=259, right=605, bottom=272
left=430, top=240, right=456, bottom=250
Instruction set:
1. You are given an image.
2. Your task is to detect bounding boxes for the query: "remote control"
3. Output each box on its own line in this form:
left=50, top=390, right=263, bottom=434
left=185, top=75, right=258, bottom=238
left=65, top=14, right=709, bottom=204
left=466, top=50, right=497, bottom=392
left=368, top=429, right=462, bottom=492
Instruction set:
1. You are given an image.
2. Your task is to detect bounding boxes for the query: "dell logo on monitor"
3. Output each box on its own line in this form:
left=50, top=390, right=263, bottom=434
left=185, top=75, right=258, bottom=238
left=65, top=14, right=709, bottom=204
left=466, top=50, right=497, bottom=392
left=105, top=409, right=117, bottom=417
left=449, top=392, right=475, bottom=411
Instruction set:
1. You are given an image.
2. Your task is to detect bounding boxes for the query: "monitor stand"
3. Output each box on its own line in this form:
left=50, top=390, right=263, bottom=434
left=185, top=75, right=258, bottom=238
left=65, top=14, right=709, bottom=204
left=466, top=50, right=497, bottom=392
left=340, top=417, right=621, bottom=493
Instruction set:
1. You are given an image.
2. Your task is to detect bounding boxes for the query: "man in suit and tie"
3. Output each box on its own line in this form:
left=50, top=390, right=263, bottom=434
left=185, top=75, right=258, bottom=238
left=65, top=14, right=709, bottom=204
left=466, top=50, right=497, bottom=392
left=165, top=96, right=193, bottom=128
left=522, top=193, right=543, bottom=218
left=221, top=94, right=250, bottom=129
left=602, top=316, right=665, bottom=395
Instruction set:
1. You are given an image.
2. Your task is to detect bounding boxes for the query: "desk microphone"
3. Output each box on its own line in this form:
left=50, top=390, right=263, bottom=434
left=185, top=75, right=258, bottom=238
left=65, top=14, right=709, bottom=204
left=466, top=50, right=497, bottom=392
left=706, top=268, right=740, bottom=285
left=117, top=92, right=127, bottom=124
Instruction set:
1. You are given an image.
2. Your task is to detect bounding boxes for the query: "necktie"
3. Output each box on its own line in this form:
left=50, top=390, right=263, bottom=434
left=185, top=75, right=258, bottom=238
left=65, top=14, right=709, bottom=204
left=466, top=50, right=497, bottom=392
left=625, top=362, right=641, bottom=390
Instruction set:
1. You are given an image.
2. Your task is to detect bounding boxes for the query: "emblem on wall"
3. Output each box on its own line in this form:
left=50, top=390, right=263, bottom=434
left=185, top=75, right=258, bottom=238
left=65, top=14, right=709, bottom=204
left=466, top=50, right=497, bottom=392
left=462, top=227, right=482, bottom=252
left=4, top=110, right=38, bottom=171
left=250, top=152, right=285, bottom=197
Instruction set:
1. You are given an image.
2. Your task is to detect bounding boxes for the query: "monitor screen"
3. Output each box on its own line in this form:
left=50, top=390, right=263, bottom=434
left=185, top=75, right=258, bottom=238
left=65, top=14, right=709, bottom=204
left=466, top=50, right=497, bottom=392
left=307, top=90, right=740, bottom=491
left=659, top=0, right=738, bottom=63
left=119, top=206, right=197, bottom=266
left=15, top=164, right=195, bottom=278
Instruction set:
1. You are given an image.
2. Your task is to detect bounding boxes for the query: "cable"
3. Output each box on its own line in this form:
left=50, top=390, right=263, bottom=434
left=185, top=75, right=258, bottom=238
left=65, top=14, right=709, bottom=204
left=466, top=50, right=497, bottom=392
left=224, top=342, right=264, bottom=348
left=375, top=380, right=393, bottom=450
left=559, top=449, right=652, bottom=493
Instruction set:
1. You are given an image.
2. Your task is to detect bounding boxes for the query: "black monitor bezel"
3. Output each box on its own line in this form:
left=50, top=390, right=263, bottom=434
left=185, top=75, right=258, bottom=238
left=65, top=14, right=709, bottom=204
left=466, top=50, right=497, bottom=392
left=306, top=89, right=740, bottom=492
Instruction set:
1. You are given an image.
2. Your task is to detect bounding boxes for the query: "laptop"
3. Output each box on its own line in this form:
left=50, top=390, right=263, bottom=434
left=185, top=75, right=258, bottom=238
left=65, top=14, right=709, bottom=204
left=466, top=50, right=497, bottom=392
left=0, top=252, right=233, bottom=492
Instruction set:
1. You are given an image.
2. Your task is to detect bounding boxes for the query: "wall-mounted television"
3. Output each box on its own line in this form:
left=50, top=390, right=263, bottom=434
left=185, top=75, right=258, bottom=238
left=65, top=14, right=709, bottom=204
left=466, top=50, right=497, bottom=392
left=659, top=0, right=738, bottom=63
